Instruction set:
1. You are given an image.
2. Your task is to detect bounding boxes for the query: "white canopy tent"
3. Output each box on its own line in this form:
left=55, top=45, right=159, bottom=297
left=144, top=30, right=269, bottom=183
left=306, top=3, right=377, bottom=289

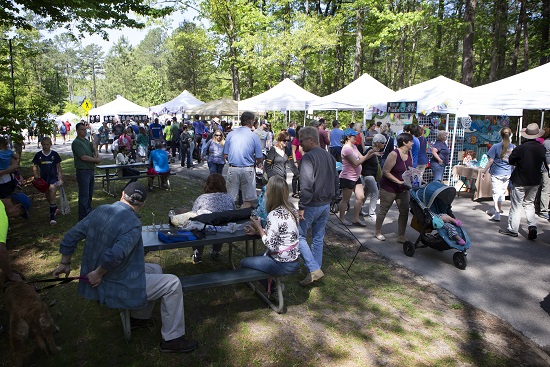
left=149, top=90, right=204, bottom=114
left=88, top=95, right=148, bottom=118
left=186, top=98, right=239, bottom=116
left=308, top=73, right=395, bottom=111
left=372, top=75, right=472, bottom=115
left=457, top=63, right=550, bottom=117
left=238, top=78, right=320, bottom=114
left=56, top=112, right=80, bottom=122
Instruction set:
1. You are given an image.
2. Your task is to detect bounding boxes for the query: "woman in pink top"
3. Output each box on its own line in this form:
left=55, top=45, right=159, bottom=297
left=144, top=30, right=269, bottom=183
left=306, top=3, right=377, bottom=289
left=339, top=128, right=379, bottom=226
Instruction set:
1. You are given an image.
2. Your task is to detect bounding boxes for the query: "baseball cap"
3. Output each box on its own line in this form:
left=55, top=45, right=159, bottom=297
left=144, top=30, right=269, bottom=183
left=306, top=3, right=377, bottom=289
left=11, top=193, right=31, bottom=219
left=343, top=128, right=359, bottom=137
left=123, top=182, right=148, bottom=205
left=309, top=120, right=320, bottom=127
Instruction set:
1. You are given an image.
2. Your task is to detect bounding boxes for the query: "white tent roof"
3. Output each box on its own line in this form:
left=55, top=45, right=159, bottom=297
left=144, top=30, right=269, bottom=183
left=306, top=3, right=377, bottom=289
left=309, top=73, right=395, bottom=111
left=56, top=112, right=80, bottom=122
left=149, top=90, right=204, bottom=114
left=372, top=76, right=472, bottom=115
left=88, top=95, right=148, bottom=116
left=238, top=78, right=320, bottom=112
left=186, top=98, right=238, bottom=116
left=457, top=63, right=550, bottom=117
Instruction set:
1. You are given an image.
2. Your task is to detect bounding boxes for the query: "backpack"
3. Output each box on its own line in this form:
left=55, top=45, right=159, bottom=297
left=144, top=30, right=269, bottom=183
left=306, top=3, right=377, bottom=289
left=59, top=124, right=67, bottom=134
left=180, top=132, right=192, bottom=147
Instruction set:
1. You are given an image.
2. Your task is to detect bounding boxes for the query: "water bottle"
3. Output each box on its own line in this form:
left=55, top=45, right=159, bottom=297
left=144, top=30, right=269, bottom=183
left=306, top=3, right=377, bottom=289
left=168, top=208, right=175, bottom=226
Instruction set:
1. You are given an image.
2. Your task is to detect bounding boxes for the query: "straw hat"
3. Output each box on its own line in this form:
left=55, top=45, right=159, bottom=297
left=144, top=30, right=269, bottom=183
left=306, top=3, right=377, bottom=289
left=520, top=123, right=544, bottom=139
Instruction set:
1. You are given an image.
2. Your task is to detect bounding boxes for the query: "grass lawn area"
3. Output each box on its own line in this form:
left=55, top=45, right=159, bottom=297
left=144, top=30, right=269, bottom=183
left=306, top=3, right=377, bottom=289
left=0, top=152, right=547, bottom=366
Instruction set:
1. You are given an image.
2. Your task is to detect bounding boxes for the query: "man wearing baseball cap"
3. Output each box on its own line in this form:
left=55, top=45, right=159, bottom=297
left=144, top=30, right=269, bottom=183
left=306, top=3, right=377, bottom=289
left=0, top=192, right=31, bottom=282
left=53, top=182, right=198, bottom=353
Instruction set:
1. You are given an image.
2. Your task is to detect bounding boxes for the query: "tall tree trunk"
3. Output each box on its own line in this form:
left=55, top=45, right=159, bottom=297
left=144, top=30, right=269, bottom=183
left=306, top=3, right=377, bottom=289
left=461, top=0, right=476, bottom=86
left=489, top=0, right=508, bottom=81
left=397, top=26, right=407, bottom=89
left=541, top=0, right=550, bottom=65
left=353, top=7, right=363, bottom=81
left=434, top=0, right=444, bottom=72
left=511, top=0, right=525, bottom=74
left=523, top=3, right=529, bottom=71
left=230, top=45, right=240, bottom=101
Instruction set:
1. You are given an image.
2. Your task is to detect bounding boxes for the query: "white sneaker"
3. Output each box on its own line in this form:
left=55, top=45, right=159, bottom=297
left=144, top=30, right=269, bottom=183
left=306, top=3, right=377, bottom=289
left=50, top=219, right=57, bottom=225
left=489, top=214, right=500, bottom=222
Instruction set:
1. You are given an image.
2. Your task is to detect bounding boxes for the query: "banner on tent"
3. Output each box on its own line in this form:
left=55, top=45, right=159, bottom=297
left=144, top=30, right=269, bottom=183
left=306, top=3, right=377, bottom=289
left=387, top=101, right=417, bottom=113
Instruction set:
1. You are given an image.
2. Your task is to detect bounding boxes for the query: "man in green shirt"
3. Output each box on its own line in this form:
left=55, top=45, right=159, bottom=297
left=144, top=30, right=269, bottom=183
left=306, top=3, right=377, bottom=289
left=72, top=122, right=101, bottom=220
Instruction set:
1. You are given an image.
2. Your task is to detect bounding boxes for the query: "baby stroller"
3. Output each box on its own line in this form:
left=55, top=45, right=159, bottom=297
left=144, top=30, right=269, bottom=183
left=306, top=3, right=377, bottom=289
left=405, top=181, right=470, bottom=270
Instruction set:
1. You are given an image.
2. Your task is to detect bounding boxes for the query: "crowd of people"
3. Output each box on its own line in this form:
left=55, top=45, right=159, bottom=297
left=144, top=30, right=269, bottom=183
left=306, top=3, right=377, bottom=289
left=2, top=110, right=550, bottom=358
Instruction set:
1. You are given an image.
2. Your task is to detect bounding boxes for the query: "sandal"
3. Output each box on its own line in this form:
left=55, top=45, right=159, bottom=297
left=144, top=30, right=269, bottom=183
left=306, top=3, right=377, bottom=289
left=374, top=234, right=386, bottom=241
left=352, top=221, right=367, bottom=227
left=341, top=220, right=353, bottom=226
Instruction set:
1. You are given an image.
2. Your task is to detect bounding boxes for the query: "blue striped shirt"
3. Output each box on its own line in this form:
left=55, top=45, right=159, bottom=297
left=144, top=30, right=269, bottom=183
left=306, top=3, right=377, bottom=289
left=59, top=201, right=146, bottom=309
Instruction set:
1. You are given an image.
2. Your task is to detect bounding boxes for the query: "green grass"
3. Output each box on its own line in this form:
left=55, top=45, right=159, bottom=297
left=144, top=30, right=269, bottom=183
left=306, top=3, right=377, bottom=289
left=0, top=152, right=545, bottom=366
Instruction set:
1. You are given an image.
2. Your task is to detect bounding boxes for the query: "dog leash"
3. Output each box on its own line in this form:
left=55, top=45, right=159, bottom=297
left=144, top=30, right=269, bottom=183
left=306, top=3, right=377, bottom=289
left=27, top=276, right=90, bottom=292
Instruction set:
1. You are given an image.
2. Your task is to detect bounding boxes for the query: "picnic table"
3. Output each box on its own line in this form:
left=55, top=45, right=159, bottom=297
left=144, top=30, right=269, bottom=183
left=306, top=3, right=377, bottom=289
left=451, top=165, right=493, bottom=201
left=96, top=162, right=151, bottom=196
left=116, top=225, right=284, bottom=340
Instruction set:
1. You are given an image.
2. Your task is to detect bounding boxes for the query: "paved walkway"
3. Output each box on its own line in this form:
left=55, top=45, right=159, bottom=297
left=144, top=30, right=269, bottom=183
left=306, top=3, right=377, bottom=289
left=24, top=142, right=550, bottom=349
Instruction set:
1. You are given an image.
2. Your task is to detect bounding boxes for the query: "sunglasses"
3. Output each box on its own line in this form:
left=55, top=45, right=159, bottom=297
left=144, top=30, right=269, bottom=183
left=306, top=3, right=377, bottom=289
left=214, top=134, right=222, bottom=137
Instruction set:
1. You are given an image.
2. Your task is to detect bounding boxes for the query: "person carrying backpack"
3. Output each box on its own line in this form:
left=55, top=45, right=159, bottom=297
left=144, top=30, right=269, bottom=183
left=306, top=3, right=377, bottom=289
left=180, top=125, right=194, bottom=169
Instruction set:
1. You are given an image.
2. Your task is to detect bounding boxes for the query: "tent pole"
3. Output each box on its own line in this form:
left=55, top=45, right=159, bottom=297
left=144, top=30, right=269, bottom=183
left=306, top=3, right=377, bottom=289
left=518, top=116, right=523, bottom=145
left=541, top=111, right=545, bottom=129
left=449, top=115, right=458, bottom=184
left=445, top=114, right=450, bottom=132
left=303, top=110, right=306, bottom=126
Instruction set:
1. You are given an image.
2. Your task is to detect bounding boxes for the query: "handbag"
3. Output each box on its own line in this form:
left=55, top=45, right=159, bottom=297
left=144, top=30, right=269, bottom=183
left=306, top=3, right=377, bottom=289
left=59, top=186, right=70, bottom=215
left=375, top=160, right=383, bottom=182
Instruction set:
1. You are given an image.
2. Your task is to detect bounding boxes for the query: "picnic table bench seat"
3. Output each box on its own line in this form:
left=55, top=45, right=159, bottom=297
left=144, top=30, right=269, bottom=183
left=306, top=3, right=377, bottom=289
left=119, top=268, right=283, bottom=341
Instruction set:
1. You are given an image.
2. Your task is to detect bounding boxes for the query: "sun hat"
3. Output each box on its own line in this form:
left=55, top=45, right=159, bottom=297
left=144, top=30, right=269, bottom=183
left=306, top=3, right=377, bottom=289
left=123, top=182, right=148, bottom=205
left=520, top=123, right=544, bottom=139
left=11, top=192, right=31, bottom=219
left=343, top=128, right=358, bottom=137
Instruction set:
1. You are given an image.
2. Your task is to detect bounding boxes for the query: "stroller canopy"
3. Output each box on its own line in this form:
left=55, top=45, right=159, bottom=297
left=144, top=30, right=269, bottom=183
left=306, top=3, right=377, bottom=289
left=416, top=182, right=456, bottom=213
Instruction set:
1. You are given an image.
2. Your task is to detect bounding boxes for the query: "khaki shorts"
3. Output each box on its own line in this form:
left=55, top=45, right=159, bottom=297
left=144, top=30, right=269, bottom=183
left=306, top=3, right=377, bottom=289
left=226, top=166, right=257, bottom=202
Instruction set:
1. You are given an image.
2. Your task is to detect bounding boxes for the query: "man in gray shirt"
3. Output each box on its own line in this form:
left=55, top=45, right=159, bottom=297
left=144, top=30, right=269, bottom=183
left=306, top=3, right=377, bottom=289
left=297, top=125, right=338, bottom=286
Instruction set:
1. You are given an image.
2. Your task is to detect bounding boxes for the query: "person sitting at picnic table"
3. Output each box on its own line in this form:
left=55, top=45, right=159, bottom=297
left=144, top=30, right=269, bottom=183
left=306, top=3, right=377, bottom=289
left=241, top=175, right=300, bottom=293
left=190, top=173, right=235, bottom=264
left=148, top=142, right=170, bottom=191
left=52, top=182, right=198, bottom=353
left=116, top=145, right=140, bottom=189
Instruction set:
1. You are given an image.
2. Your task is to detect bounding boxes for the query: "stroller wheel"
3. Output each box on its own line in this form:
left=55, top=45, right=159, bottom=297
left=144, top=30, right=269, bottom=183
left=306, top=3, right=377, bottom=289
left=403, top=241, right=415, bottom=257
left=453, top=252, right=467, bottom=270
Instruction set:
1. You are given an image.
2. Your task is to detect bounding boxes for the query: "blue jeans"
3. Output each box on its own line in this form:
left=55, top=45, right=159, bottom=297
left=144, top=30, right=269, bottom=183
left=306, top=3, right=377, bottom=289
left=207, top=161, right=225, bottom=174
left=299, top=203, right=330, bottom=272
left=76, top=169, right=95, bottom=221
left=431, top=162, right=446, bottom=182
left=240, top=256, right=299, bottom=276
left=180, top=146, right=192, bottom=168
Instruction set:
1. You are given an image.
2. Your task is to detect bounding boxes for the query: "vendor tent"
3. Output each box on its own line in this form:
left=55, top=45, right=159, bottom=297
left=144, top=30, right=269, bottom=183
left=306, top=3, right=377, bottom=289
left=372, top=76, right=472, bottom=115
left=238, top=78, right=320, bottom=112
left=457, top=63, right=550, bottom=116
left=56, top=112, right=80, bottom=122
left=149, top=90, right=203, bottom=114
left=88, top=95, right=148, bottom=117
left=309, top=73, right=395, bottom=111
left=186, top=98, right=238, bottom=116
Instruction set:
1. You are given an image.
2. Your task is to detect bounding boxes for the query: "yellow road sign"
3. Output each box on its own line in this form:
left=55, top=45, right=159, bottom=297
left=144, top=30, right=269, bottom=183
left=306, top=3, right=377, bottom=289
left=81, top=99, right=93, bottom=112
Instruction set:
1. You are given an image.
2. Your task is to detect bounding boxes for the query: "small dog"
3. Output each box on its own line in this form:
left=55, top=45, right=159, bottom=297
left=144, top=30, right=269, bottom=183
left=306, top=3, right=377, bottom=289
left=0, top=270, right=58, bottom=367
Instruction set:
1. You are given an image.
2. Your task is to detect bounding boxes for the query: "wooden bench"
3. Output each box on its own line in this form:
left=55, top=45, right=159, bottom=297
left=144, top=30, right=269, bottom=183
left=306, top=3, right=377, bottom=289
left=119, top=268, right=283, bottom=341
left=98, top=172, right=175, bottom=196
